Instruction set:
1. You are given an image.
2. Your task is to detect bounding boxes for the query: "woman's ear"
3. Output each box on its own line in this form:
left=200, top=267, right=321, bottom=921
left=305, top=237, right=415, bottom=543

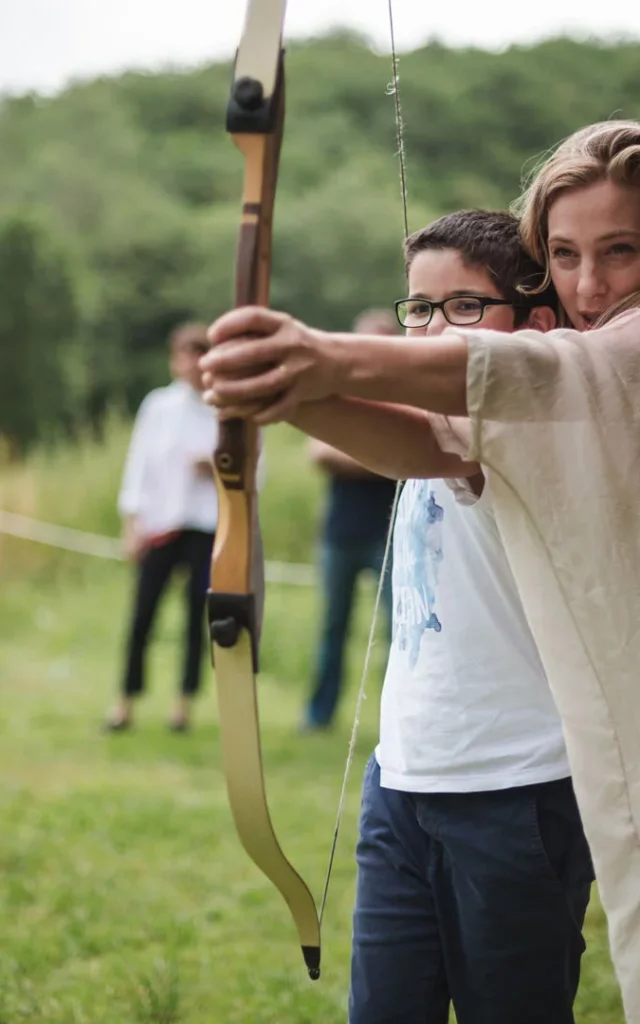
left=526, top=305, right=557, bottom=332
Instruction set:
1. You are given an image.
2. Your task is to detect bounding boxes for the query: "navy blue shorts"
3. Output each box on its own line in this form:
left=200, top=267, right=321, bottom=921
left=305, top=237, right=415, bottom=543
left=349, top=756, right=594, bottom=1024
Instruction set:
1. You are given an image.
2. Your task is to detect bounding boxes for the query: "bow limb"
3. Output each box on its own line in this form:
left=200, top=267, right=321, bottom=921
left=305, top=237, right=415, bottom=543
left=207, top=0, right=321, bottom=982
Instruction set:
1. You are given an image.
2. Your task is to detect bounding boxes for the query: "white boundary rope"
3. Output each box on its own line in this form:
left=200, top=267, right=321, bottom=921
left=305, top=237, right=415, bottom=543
left=0, top=509, right=317, bottom=587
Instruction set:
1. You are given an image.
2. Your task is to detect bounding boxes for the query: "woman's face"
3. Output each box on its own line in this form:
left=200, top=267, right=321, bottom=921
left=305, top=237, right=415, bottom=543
left=547, top=178, right=640, bottom=330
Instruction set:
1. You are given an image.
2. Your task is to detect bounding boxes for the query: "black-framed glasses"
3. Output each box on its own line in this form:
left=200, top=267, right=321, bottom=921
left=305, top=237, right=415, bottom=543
left=394, top=295, right=524, bottom=329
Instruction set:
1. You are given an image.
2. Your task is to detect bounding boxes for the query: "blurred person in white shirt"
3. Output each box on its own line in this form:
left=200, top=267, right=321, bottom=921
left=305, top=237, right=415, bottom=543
left=104, top=322, right=219, bottom=733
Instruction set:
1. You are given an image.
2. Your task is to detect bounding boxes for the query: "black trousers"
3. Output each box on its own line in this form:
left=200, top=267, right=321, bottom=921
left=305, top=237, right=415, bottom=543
left=121, top=529, right=215, bottom=698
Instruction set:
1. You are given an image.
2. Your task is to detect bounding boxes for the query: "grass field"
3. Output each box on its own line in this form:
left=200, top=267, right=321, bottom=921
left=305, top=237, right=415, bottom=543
left=0, top=422, right=626, bottom=1022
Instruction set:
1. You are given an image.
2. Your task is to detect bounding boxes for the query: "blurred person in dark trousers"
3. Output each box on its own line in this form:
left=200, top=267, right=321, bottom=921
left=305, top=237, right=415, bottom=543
left=104, top=322, right=218, bottom=733
left=302, top=309, right=397, bottom=731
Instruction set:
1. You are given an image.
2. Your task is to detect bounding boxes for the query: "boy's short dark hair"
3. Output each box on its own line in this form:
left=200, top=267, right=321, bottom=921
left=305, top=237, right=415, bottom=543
left=404, top=210, right=557, bottom=327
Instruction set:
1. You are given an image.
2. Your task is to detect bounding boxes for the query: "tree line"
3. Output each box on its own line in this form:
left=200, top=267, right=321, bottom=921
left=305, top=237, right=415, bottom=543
left=1, top=32, right=639, bottom=452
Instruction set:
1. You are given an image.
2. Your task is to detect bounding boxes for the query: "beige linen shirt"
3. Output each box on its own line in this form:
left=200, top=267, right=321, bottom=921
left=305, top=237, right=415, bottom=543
left=435, top=310, right=640, bottom=1021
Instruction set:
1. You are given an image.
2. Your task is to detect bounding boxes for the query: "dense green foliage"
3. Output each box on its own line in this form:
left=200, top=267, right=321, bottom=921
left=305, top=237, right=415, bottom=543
left=1, top=33, right=640, bottom=449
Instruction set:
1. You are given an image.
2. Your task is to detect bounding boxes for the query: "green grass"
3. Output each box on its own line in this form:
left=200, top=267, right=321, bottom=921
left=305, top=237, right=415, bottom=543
left=0, top=421, right=626, bottom=1022
left=0, top=561, right=387, bottom=1024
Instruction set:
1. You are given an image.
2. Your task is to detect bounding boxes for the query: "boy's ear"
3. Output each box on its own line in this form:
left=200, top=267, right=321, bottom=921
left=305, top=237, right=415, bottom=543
left=525, top=305, right=557, bottom=332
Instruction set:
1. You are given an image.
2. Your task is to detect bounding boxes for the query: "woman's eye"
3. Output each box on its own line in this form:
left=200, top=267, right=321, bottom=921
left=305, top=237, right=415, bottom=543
left=606, top=243, right=637, bottom=257
left=550, top=247, right=576, bottom=260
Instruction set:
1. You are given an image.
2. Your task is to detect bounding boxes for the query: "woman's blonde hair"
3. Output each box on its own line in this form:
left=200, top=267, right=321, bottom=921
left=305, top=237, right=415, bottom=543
left=513, top=120, right=640, bottom=325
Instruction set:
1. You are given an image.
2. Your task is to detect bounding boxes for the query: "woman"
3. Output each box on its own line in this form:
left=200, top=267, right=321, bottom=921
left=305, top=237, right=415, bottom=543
left=202, top=121, right=640, bottom=1021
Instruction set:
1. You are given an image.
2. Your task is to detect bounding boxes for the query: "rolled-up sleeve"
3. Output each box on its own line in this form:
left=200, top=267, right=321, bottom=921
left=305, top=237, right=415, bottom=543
left=457, top=311, right=640, bottom=464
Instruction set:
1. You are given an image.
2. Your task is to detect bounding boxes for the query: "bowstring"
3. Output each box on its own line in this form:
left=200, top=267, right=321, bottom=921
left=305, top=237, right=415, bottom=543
left=387, top=0, right=410, bottom=242
left=319, top=0, right=410, bottom=927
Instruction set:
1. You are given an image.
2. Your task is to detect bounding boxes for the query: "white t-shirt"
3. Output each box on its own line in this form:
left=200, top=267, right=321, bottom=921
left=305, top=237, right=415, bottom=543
left=118, top=379, right=220, bottom=536
left=376, top=477, right=570, bottom=793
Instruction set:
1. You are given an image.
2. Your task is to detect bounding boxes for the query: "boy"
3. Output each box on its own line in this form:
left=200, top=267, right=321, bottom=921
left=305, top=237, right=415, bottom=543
left=205, top=211, right=594, bottom=1023
left=105, top=322, right=218, bottom=733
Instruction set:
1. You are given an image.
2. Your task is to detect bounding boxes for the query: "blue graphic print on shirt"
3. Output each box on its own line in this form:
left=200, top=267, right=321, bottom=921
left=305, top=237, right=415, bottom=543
left=392, top=481, right=444, bottom=668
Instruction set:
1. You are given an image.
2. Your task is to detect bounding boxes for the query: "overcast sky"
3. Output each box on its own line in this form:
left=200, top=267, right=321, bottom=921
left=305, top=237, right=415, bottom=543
left=2, top=0, right=639, bottom=97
